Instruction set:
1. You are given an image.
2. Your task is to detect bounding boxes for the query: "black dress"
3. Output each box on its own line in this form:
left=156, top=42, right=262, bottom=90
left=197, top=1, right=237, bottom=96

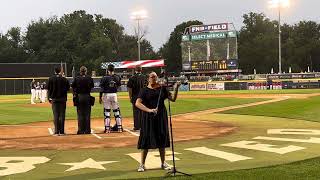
left=137, top=86, right=170, bottom=149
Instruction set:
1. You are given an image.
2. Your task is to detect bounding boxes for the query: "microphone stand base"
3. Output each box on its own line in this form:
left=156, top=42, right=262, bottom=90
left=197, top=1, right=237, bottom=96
left=164, top=167, right=192, bottom=177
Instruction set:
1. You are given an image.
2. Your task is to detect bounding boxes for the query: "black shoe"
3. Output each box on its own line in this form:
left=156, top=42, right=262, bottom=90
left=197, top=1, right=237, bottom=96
left=111, top=124, right=118, bottom=131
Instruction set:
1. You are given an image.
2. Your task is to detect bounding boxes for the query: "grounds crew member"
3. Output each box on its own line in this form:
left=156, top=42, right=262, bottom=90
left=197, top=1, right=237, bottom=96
left=99, top=64, right=123, bottom=133
left=30, top=79, right=36, bottom=104
left=127, top=65, right=147, bottom=131
left=47, top=66, right=70, bottom=136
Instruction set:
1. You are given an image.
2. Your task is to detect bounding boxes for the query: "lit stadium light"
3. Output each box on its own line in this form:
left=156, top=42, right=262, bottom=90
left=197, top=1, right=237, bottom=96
left=130, top=10, right=148, bottom=20
left=269, top=0, right=290, bottom=8
left=130, top=9, right=148, bottom=61
left=268, top=0, right=290, bottom=74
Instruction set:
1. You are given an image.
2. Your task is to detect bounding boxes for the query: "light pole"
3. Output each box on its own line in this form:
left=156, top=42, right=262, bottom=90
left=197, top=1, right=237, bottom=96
left=229, top=23, right=238, bottom=59
left=131, top=10, right=148, bottom=61
left=269, top=0, right=290, bottom=74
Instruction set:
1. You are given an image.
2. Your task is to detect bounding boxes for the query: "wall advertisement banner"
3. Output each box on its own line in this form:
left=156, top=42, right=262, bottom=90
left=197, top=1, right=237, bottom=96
left=190, top=82, right=207, bottom=91
left=207, top=82, right=224, bottom=91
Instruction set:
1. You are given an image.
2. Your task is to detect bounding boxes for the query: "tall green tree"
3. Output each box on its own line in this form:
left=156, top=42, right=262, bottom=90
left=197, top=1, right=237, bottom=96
left=0, top=27, right=27, bottom=63
left=287, top=21, right=320, bottom=72
left=159, top=20, right=203, bottom=74
left=239, top=12, right=278, bottom=74
left=23, top=10, right=157, bottom=76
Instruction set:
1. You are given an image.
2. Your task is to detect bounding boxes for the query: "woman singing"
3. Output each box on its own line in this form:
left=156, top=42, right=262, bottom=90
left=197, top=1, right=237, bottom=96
left=135, top=71, right=180, bottom=172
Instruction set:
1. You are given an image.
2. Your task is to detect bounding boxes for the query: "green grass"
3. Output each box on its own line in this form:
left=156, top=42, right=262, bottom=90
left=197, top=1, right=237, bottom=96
left=0, top=95, right=265, bottom=125
left=222, top=96, right=320, bottom=122
left=2, top=91, right=320, bottom=179
left=165, top=157, right=320, bottom=180
left=2, top=113, right=320, bottom=179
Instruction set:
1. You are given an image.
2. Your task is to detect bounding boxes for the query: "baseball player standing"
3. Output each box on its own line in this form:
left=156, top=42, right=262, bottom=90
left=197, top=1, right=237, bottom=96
left=40, top=81, right=47, bottom=103
left=99, top=64, right=123, bottom=133
left=35, top=81, right=41, bottom=101
left=30, top=79, right=36, bottom=104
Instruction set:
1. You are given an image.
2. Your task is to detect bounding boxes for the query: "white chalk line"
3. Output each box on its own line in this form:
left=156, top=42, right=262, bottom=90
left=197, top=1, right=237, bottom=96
left=91, top=129, right=102, bottom=139
left=123, top=128, right=139, bottom=137
left=48, top=128, right=54, bottom=135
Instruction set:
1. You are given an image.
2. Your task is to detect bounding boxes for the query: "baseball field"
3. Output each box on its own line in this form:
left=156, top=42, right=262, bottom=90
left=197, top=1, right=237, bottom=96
left=1, top=89, right=320, bottom=179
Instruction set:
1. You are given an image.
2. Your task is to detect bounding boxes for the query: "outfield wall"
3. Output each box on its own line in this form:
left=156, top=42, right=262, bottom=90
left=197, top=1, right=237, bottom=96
left=1, top=77, right=320, bottom=95
left=183, top=79, right=320, bottom=91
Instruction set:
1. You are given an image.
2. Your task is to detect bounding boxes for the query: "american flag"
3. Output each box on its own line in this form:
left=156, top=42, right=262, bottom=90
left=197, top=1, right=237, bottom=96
left=101, top=59, right=165, bottom=69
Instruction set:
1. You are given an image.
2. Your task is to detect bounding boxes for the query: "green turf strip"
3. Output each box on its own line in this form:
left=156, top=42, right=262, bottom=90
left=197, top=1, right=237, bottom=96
left=162, top=157, right=320, bottom=180
left=221, top=95, right=320, bottom=122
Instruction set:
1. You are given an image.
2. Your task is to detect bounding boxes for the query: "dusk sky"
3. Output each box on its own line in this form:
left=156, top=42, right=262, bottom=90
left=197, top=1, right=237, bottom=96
left=0, top=0, right=318, bottom=50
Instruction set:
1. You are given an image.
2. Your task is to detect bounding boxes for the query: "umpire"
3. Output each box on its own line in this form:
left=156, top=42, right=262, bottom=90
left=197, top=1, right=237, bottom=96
left=47, top=66, right=70, bottom=136
left=71, top=66, right=94, bottom=134
left=127, top=66, right=147, bottom=131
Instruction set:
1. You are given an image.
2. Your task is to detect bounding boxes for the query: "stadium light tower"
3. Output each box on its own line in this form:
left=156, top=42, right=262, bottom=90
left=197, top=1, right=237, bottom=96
left=130, top=10, right=148, bottom=61
left=269, top=0, right=290, bottom=74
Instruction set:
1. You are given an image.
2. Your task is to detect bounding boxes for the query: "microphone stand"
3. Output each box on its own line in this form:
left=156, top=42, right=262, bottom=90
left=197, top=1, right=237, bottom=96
left=155, top=75, right=191, bottom=177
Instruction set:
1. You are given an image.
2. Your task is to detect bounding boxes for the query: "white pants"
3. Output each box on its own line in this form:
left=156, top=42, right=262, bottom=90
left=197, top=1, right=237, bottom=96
left=31, top=89, right=36, bottom=104
left=41, top=90, right=47, bottom=102
left=102, top=93, right=119, bottom=110
left=35, top=90, right=41, bottom=100
left=102, top=93, right=122, bottom=128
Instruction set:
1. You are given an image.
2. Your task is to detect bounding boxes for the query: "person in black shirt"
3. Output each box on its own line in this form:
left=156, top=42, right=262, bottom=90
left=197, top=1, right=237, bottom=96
left=99, top=64, right=123, bottom=133
left=47, top=66, right=70, bottom=136
left=127, top=66, right=147, bottom=131
left=71, top=66, right=94, bottom=134
left=135, top=71, right=180, bottom=172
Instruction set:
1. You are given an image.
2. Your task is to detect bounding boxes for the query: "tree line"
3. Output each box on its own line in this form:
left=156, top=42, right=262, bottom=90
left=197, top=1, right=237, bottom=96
left=0, top=10, right=158, bottom=75
left=1, top=11, right=319, bottom=75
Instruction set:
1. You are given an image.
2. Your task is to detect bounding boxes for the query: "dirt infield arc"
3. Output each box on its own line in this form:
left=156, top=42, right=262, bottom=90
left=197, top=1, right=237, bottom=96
left=0, top=117, right=236, bottom=150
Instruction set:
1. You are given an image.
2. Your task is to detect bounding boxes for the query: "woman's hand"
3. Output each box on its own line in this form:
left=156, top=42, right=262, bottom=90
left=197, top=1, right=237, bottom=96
left=148, top=108, right=158, bottom=114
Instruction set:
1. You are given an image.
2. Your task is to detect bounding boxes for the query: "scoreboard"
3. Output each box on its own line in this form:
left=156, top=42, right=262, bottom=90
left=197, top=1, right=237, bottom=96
left=191, top=60, right=228, bottom=71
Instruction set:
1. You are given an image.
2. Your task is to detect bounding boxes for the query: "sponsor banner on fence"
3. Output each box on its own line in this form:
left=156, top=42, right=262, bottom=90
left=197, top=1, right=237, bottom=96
left=190, top=82, right=207, bottom=91
left=207, top=82, right=224, bottom=91
left=267, top=73, right=320, bottom=80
